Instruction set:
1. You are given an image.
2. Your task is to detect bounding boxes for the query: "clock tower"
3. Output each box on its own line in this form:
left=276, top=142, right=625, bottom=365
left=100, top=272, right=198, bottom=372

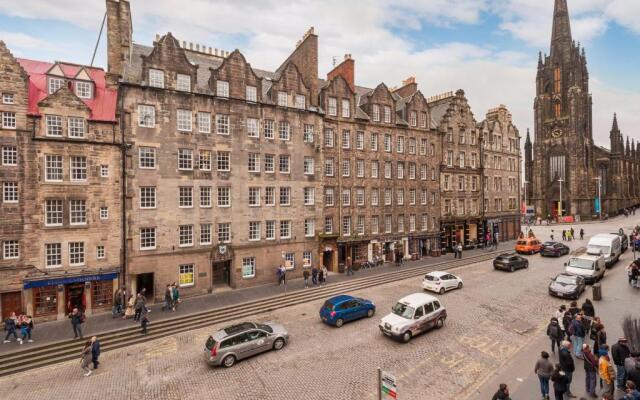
left=529, top=0, right=595, bottom=218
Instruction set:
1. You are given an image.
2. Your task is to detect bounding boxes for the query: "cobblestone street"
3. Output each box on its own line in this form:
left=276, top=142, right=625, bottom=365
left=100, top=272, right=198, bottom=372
left=1, top=217, right=637, bottom=400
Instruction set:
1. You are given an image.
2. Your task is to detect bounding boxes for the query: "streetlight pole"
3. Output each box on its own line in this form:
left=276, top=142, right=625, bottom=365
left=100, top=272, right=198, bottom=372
left=558, top=178, right=564, bottom=219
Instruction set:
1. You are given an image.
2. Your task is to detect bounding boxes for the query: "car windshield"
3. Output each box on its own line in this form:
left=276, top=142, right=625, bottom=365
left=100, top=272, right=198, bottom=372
left=391, top=302, right=415, bottom=319
left=255, top=323, right=273, bottom=333
left=555, top=275, right=576, bottom=284
left=587, top=245, right=610, bottom=255
left=568, top=258, right=594, bottom=270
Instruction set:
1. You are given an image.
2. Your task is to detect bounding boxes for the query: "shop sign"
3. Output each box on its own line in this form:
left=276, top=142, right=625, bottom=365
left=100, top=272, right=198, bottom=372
left=24, top=272, right=118, bottom=289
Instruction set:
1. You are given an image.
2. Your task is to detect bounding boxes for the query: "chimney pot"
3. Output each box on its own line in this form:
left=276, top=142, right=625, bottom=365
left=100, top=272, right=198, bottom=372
left=189, top=42, right=193, bottom=50
left=182, top=41, right=186, bottom=48
left=196, top=44, right=200, bottom=51
left=155, top=34, right=160, bottom=41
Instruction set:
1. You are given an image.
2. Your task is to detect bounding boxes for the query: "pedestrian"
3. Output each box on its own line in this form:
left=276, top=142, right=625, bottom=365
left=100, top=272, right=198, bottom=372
left=613, top=337, right=632, bottom=390
left=134, top=293, right=145, bottom=322
left=599, top=345, right=615, bottom=396
left=123, top=295, right=135, bottom=319
left=568, top=301, right=581, bottom=318
left=569, top=314, right=586, bottom=358
left=112, top=288, right=123, bottom=317
left=623, top=381, right=640, bottom=400
left=551, top=364, right=569, bottom=400
left=580, top=228, right=584, bottom=240
left=554, top=305, right=567, bottom=337
left=559, top=340, right=576, bottom=397
left=162, top=284, right=172, bottom=311
left=346, top=256, right=353, bottom=276
left=593, top=321, right=607, bottom=358
left=91, top=336, right=100, bottom=369
left=303, top=268, right=310, bottom=288
left=3, top=312, right=20, bottom=344
left=172, top=282, right=180, bottom=311
left=140, top=312, right=149, bottom=335
left=562, top=230, right=567, bottom=241
left=581, top=298, right=595, bottom=318
left=311, top=265, right=318, bottom=286
left=276, top=266, right=283, bottom=285
left=318, top=266, right=324, bottom=286
left=457, top=242, right=463, bottom=259
left=562, top=310, right=573, bottom=340
left=570, top=227, right=575, bottom=241
left=491, top=383, right=511, bottom=400
left=583, top=343, right=598, bottom=398
left=69, top=307, right=84, bottom=339
left=534, top=350, right=554, bottom=399
left=281, top=265, right=287, bottom=285
left=322, top=265, right=328, bottom=285
left=19, top=314, right=33, bottom=343
left=547, top=317, right=563, bottom=354
left=80, top=340, right=92, bottom=377
left=550, top=230, right=555, bottom=241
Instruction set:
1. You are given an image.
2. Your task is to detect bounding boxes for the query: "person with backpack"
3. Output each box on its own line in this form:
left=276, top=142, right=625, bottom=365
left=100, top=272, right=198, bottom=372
left=69, top=307, right=84, bottom=339
left=534, top=351, right=554, bottom=399
left=3, top=312, right=20, bottom=344
left=547, top=317, right=563, bottom=354
left=559, top=341, right=576, bottom=397
left=551, top=363, right=569, bottom=400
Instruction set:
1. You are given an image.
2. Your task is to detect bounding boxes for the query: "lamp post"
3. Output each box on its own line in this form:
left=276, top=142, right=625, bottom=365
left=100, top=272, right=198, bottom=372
left=594, top=177, right=602, bottom=220
left=558, top=178, right=564, bottom=219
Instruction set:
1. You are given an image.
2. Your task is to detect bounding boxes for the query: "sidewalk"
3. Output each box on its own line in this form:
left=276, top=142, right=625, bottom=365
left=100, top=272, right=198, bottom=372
left=0, top=241, right=513, bottom=354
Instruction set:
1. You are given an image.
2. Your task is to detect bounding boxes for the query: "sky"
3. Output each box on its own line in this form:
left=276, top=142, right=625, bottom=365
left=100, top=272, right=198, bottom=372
left=0, top=0, right=639, bottom=148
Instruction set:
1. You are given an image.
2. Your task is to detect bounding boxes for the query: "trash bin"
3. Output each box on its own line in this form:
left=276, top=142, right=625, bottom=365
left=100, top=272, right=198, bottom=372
left=592, top=283, right=602, bottom=301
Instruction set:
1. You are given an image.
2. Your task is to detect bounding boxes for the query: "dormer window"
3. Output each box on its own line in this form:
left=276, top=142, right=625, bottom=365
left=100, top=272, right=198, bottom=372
left=327, top=97, right=337, bottom=116
left=246, top=86, right=257, bottom=102
left=148, top=69, right=165, bottom=88
left=372, top=104, right=380, bottom=122
left=217, top=81, right=229, bottom=98
left=75, top=81, right=92, bottom=99
left=420, top=112, right=427, bottom=128
left=341, top=99, right=350, bottom=118
left=48, top=77, right=65, bottom=94
left=383, top=106, right=391, bottom=123
left=277, top=91, right=287, bottom=107
left=409, top=111, right=417, bottom=127
left=176, top=74, right=191, bottom=92
left=295, top=94, right=306, bottom=110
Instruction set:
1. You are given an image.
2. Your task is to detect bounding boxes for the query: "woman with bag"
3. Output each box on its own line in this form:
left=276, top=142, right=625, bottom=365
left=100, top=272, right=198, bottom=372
left=123, top=295, right=135, bottom=319
left=80, top=340, right=93, bottom=377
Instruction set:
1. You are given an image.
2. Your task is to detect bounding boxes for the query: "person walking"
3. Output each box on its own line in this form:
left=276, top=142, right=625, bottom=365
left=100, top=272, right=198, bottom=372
left=554, top=305, right=567, bottom=338
left=570, top=227, right=575, bottom=241
left=172, top=282, right=180, bottom=311
left=112, top=288, right=123, bottom=317
left=580, top=228, right=584, bottom=240
left=491, top=383, right=511, bottom=400
left=599, top=345, right=616, bottom=396
left=322, top=265, right=328, bottom=285
left=80, top=340, right=92, bottom=377
left=276, top=266, right=283, bottom=286
left=123, top=295, right=135, bottom=319
left=534, top=351, right=554, bottom=399
left=311, top=266, right=318, bottom=286
left=346, top=256, right=353, bottom=276
left=559, top=341, right=576, bottom=397
left=547, top=317, right=563, bottom=354
left=69, top=308, right=84, bottom=339
left=140, top=311, right=149, bottom=335
left=3, top=312, right=20, bottom=344
left=568, top=301, right=581, bottom=318
left=613, top=337, right=632, bottom=390
left=562, top=230, right=567, bottom=241
left=569, top=314, right=586, bottom=358
left=551, top=364, right=569, bottom=400
left=581, top=299, right=595, bottom=319
left=134, top=293, right=145, bottom=322
left=457, top=242, right=463, bottom=259
left=318, top=266, right=324, bottom=286
left=19, top=315, right=33, bottom=343
left=303, top=269, right=310, bottom=288
left=91, top=336, right=100, bottom=369
left=593, top=321, right=607, bottom=359
left=583, top=343, right=598, bottom=398
left=162, top=284, right=172, bottom=311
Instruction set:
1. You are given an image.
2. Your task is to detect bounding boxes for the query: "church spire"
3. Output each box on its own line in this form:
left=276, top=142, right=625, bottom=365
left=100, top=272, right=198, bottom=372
left=612, top=112, right=619, bottom=132
left=550, top=0, right=573, bottom=60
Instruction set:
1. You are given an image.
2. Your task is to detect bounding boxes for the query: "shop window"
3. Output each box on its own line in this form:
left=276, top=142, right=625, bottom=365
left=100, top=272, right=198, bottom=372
left=92, top=280, right=113, bottom=308
left=34, top=286, right=57, bottom=316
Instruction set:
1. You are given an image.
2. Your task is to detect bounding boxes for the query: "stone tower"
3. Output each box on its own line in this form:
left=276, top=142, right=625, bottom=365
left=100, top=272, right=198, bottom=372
left=530, top=0, right=595, bottom=218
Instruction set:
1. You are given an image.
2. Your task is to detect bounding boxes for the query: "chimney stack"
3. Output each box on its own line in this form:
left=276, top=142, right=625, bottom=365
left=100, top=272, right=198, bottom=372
left=327, top=53, right=355, bottom=93
left=394, top=76, right=418, bottom=98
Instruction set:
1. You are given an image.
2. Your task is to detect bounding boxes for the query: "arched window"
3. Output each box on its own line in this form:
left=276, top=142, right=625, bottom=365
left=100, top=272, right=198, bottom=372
left=554, top=102, right=561, bottom=118
left=554, top=67, right=561, bottom=93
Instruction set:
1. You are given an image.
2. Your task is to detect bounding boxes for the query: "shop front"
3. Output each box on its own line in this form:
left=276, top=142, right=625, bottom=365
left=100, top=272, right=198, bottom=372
left=441, top=220, right=484, bottom=251
left=337, top=239, right=370, bottom=270
left=22, top=269, right=120, bottom=321
left=319, top=234, right=339, bottom=272
left=409, top=234, right=441, bottom=259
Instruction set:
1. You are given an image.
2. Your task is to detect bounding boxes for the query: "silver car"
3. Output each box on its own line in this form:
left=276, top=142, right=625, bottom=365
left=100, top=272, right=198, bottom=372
left=203, top=321, right=289, bottom=368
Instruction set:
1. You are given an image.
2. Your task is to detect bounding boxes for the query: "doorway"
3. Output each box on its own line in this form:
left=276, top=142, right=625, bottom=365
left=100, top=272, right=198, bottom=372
left=136, top=273, right=154, bottom=301
left=323, top=250, right=333, bottom=271
left=65, top=283, right=85, bottom=314
left=1, top=291, right=22, bottom=320
left=212, top=261, right=231, bottom=286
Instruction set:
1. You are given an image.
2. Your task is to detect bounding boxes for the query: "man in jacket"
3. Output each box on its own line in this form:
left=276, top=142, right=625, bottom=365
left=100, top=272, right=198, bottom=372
left=491, top=383, right=511, bottom=400
left=69, top=308, right=84, bottom=339
left=559, top=341, right=577, bottom=398
left=3, top=312, right=20, bottom=344
left=134, top=293, right=145, bottom=322
left=91, top=336, right=101, bottom=369
left=613, top=338, right=633, bottom=390
left=311, top=266, right=318, bottom=286
left=600, top=345, right=616, bottom=396
left=583, top=343, right=598, bottom=398
left=569, top=314, right=586, bottom=358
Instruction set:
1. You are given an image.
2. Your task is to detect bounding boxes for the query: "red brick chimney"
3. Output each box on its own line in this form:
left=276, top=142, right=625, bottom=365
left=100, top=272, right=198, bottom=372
left=393, top=76, right=418, bottom=98
left=327, top=54, right=355, bottom=93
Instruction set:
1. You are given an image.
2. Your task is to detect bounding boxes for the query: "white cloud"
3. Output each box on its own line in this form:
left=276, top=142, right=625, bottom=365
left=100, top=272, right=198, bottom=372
left=0, top=0, right=104, bottom=30
left=590, top=79, right=640, bottom=147
left=0, top=31, right=50, bottom=50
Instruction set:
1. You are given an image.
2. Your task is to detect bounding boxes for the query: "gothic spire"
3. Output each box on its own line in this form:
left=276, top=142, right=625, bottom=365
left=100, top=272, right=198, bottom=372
left=526, top=128, right=532, bottom=145
left=626, top=136, right=630, bottom=157
left=611, top=112, right=619, bottom=132
left=550, top=0, right=573, bottom=60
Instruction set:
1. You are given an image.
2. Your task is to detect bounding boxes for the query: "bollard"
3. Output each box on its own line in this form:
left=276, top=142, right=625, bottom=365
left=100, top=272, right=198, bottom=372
left=592, top=282, right=602, bottom=301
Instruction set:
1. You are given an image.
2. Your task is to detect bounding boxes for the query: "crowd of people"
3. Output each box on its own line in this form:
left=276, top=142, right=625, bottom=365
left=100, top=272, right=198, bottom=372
left=548, top=227, right=585, bottom=242
left=3, top=312, right=34, bottom=344
left=161, top=283, right=181, bottom=312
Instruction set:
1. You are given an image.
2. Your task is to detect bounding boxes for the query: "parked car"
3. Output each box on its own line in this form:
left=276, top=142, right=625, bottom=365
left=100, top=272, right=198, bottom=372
left=203, top=321, right=289, bottom=368
left=379, top=293, right=446, bottom=343
left=515, top=237, right=543, bottom=254
left=319, top=295, right=375, bottom=327
left=422, top=271, right=463, bottom=294
left=587, top=233, right=621, bottom=267
left=549, top=273, right=586, bottom=299
left=540, top=241, right=570, bottom=257
left=610, top=232, right=628, bottom=252
left=493, top=253, right=529, bottom=272
left=564, top=249, right=606, bottom=283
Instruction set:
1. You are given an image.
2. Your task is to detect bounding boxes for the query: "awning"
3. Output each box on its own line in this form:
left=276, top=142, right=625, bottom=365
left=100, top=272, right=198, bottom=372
left=24, top=272, right=119, bottom=289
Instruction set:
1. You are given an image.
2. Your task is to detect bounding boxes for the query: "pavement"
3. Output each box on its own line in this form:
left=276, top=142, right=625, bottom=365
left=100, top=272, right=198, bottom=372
left=0, top=240, right=513, bottom=355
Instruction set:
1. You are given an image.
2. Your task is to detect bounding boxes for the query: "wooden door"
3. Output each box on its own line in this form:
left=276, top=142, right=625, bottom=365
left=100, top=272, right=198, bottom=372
left=1, top=291, right=22, bottom=320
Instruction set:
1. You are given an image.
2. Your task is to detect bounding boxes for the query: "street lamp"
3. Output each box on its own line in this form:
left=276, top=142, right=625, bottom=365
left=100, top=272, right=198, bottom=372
left=593, top=177, right=602, bottom=220
left=558, top=178, right=564, bottom=219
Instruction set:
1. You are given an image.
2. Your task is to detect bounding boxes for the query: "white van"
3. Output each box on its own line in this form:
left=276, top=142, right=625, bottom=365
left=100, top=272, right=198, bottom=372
left=564, top=250, right=605, bottom=283
left=587, top=233, right=621, bottom=267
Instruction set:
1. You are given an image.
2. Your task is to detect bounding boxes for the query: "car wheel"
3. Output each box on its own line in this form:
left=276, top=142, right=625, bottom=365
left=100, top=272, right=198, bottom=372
left=273, top=338, right=285, bottom=351
left=524, top=261, right=529, bottom=268
left=366, top=308, right=375, bottom=318
left=222, top=355, right=236, bottom=368
left=439, top=287, right=445, bottom=295
left=335, top=318, right=344, bottom=328
left=402, top=331, right=412, bottom=343
left=435, top=317, right=445, bottom=329
left=457, top=282, right=463, bottom=289
left=509, top=265, right=515, bottom=272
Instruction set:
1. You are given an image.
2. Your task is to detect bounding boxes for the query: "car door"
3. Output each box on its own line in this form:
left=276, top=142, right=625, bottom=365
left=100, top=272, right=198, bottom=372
left=423, top=302, right=436, bottom=329
left=229, top=332, right=253, bottom=360
left=352, top=299, right=367, bottom=319
left=411, top=305, right=426, bottom=334
left=245, top=330, right=270, bottom=356
left=444, top=274, right=456, bottom=290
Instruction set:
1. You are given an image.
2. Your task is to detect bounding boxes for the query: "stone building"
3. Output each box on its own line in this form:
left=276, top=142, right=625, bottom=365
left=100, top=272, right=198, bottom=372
left=525, top=0, right=639, bottom=219
left=0, top=41, right=121, bottom=321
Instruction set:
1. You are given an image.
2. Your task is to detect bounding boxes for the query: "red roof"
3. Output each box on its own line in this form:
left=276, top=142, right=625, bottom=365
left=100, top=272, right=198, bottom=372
left=16, top=58, right=117, bottom=123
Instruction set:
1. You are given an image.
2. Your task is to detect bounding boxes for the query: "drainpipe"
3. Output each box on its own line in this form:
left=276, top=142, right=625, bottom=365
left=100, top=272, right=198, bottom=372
left=118, top=84, right=128, bottom=293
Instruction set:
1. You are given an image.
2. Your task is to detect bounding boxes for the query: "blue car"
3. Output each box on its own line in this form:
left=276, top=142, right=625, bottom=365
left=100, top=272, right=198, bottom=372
left=319, top=295, right=376, bottom=327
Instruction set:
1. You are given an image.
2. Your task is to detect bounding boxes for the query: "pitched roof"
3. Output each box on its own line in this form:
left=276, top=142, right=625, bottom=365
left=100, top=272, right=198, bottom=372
left=16, top=58, right=117, bottom=122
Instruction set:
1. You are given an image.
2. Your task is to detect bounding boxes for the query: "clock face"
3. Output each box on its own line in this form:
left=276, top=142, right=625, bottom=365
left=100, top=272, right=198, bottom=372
left=551, top=129, right=562, bottom=138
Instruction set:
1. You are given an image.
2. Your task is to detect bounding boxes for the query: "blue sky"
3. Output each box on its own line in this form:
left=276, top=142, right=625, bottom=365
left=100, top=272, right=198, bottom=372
left=1, top=0, right=639, bottom=146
